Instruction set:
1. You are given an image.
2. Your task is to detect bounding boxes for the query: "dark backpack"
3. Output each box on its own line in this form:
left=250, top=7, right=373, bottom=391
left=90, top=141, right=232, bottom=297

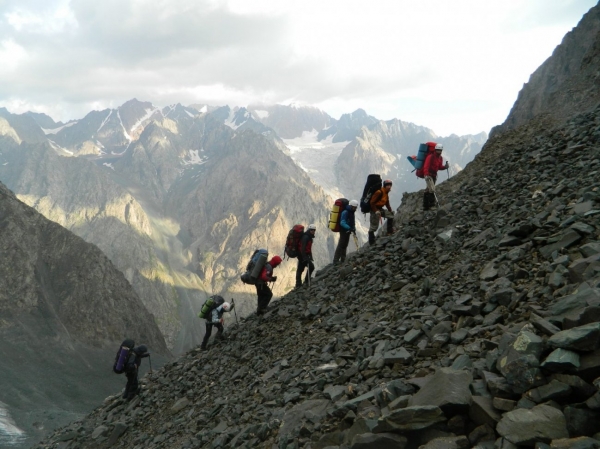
left=407, top=142, right=437, bottom=178
left=359, top=174, right=382, bottom=213
left=198, top=295, right=225, bottom=319
left=240, top=249, right=268, bottom=284
left=328, top=198, right=349, bottom=232
left=113, top=339, right=135, bottom=374
left=284, top=224, right=304, bottom=258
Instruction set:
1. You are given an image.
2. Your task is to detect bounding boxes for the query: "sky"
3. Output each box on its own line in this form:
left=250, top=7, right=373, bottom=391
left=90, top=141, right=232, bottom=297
left=0, top=0, right=597, bottom=136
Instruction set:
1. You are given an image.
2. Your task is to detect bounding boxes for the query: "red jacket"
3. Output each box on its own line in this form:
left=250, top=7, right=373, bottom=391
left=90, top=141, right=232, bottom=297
left=423, top=152, right=447, bottom=179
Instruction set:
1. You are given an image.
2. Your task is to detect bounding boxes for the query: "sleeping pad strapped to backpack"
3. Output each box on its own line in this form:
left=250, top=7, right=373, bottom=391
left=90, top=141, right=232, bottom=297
left=329, top=198, right=349, bottom=232
left=360, top=174, right=382, bottom=213
left=198, top=295, right=225, bottom=319
left=240, top=249, right=268, bottom=284
left=407, top=142, right=437, bottom=178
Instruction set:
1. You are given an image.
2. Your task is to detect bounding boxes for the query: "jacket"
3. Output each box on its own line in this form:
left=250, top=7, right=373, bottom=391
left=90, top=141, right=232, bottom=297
left=423, top=152, right=447, bottom=179
left=340, top=206, right=356, bottom=232
left=207, top=304, right=227, bottom=324
left=258, top=256, right=282, bottom=283
left=299, top=232, right=314, bottom=261
left=370, top=188, right=392, bottom=212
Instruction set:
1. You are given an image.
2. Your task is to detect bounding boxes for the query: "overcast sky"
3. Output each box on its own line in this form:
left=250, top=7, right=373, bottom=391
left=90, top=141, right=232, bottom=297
left=0, top=0, right=597, bottom=136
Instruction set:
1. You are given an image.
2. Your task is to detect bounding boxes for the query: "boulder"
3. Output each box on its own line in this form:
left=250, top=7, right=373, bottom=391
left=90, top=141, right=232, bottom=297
left=496, top=404, right=568, bottom=446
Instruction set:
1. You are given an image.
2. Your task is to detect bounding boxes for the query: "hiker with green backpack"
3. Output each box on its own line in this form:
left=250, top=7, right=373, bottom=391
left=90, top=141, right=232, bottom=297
left=199, top=295, right=234, bottom=350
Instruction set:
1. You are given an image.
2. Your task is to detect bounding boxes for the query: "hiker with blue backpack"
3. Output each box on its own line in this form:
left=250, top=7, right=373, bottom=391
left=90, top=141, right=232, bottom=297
left=296, top=224, right=316, bottom=288
left=200, top=296, right=233, bottom=350
left=422, top=143, right=449, bottom=210
left=369, top=180, right=395, bottom=245
left=333, top=200, right=358, bottom=264
left=256, top=255, right=282, bottom=315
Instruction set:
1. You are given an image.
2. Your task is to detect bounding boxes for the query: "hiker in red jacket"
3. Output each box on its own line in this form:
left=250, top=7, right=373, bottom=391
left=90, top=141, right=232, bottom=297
left=423, top=144, right=449, bottom=210
left=256, top=255, right=281, bottom=315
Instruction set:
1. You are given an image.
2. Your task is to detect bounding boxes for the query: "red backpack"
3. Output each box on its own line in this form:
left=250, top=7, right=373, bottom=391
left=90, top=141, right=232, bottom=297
left=409, top=142, right=437, bottom=178
left=284, top=224, right=304, bottom=259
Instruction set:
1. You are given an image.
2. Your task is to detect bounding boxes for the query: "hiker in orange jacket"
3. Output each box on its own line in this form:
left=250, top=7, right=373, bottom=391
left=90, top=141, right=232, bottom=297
left=368, top=180, right=395, bottom=245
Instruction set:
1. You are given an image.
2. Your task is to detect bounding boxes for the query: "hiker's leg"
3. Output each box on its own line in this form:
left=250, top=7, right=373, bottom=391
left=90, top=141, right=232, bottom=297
left=262, top=284, right=273, bottom=309
left=295, top=260, right=305, bottom=287
left=306, top=260, right=315, bottom=281
left=201, top=322, right=213, bottom=349
left=124, top=371, right=134, bottom=398
left=339, top=232, right=350, bottom=262
left=384, top=211, right=395, bottom=233
left=368, top=212, right=378, bottom=245
left=215, top=323, right=224, bottom=340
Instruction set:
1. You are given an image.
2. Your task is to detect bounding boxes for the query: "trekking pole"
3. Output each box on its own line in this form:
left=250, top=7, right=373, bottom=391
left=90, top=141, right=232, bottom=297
left=231, top=298, right=239, bottom=325
left=353, top=233, right=359, bottom=250
left=148, top=354, right=153, bottom=376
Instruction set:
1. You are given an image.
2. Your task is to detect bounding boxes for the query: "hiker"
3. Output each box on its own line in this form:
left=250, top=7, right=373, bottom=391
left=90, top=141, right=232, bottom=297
left=423, top=143, right=449, bottom=210
left=333, top=200, right=358, bottom=264
left=200, top=297, right=233, bottom=350
left=256, top=255, right=282, bottom=315
left=123, top=344, right=150, bottom=400
left=296, top=224, right=316, bottom=288
left=369, top=180, right=395, bottom=245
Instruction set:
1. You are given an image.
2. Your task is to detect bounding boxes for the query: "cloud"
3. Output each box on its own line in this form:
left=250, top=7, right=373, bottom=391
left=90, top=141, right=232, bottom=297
left=0, top=0, right=597, bottom=135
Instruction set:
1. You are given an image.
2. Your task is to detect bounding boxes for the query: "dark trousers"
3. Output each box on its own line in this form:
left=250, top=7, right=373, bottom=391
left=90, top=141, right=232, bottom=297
left=124, top=365, right=139, bottom=399
left=333, top=232, right=351, bottom=263
left=201, top=322, right=224, bottom=349
left=296, top=259, right=314, bottom=286
left=256, top=283, right=273, bottom=313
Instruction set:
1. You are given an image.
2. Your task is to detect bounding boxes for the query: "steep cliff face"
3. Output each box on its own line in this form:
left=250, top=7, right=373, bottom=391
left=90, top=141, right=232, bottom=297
left=0, top=180, right=168, bottom=447
left=494, top=2, right=600, bottom=133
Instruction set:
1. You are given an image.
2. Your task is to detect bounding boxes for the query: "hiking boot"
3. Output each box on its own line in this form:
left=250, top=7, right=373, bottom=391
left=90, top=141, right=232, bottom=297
left=200, top=345, right=208, bottom=351
left=368, top=231, right=376, bottom=245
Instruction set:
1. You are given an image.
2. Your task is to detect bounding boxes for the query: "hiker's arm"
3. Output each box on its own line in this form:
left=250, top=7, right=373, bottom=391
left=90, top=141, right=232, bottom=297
left=300, top=236, right=308, bottom=259
left=386, top=199, right=392, bottom=212
left=369, top=190, right=382, bottom=212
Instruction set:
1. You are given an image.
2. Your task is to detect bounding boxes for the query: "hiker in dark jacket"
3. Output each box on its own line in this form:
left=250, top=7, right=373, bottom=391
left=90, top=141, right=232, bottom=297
left=333, top=200, right=358, bottom=264
left=423, top=143, right=449, bottom=210
left=256, top=256, right=282, bottom=315
left=200, top=299, right=233, bottom=350
left=296, top=224, right=316, bottom=288
left=369, top=180, right=395, bottom=245
left=124, top=344, right=150, bottom=400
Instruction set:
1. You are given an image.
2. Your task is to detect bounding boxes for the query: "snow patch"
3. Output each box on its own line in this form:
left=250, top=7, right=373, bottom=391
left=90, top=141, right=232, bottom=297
left=117, top=110, right=132, bottom=141
left=102, top=162, right=115, bottom=170
left=182, top=149, right=209, bottom=165
left=48, top=139, right=73, bottom=155
left=42, top=121, right=77, bottom=135
left=254, top=109, right=269, bottom=119
left=224, top=108, right=249, bottom=130
left=97, top=110, right=112, bottom=133
left=198, top=105, right=208, bottom=113
left=129, top=107, right=159, bottom=133
left=2, top=162, right=7, bottom=166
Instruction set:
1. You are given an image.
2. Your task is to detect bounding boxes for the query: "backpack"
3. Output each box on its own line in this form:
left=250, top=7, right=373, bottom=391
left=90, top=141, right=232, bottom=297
left=359, top=174, right=382, bottom=213
left=240, top=249, right=268, bottom=284
left=284, top=225, right=304, bottom=258
left=407, top=142, right=437, bottom=178
left=113, top=339, right=135, bottom=374
left=328, top=198, right=349, bottom=232
left=198, top=295, right=225, bottom=319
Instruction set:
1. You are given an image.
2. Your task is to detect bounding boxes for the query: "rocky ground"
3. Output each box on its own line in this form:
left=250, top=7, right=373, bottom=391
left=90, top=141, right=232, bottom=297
left=34, top=104, right=600, bottom=448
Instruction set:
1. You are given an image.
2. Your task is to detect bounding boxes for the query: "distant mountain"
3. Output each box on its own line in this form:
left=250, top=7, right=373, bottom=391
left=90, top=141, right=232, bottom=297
left=248, top=103, right=333, bottom=139
left=0, top=101, right=336, bottom=353
left=317, top=108, right=379, bottom=142
left=0, top=180, right=167, bottom=447
left=24, top=111, right=64, bottom=130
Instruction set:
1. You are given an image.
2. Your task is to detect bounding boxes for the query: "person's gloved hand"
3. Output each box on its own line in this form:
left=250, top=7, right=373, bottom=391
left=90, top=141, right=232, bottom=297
left=271, top=276, right=278, bottom=282
left=445, top=161, right=449, bottom=169
left=375, top=210, right=381, bottom=217
left=219, top=318, right=224, bottom=325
